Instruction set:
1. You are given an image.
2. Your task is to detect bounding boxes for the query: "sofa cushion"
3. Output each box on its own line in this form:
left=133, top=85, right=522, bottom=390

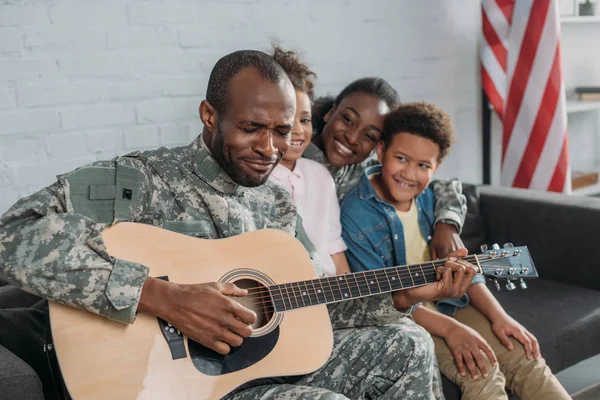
left=0, top=285, right=42, bottom=309
left=0, top=344, right=44, bottom=400
left=492, top=278, right=600, bottom=372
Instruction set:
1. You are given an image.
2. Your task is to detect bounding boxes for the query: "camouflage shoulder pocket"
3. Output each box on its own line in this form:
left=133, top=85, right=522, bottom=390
left=65, top=163, right=148, bottom=224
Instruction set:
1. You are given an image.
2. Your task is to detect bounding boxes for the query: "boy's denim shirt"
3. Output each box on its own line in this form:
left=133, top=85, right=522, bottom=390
left=340, top=165, right=485, bottom=316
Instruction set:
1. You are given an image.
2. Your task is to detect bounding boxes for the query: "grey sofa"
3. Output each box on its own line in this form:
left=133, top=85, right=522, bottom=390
left=0, top=344, right=44, bottom=400
left=442, top=184, right=600, bottom=399
left=2, top=185, right=600, bottom=399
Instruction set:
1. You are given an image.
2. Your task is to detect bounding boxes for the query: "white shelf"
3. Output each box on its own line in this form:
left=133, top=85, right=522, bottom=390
left=561, top=16, right=600, bottom=23
left=566, top=100, right=600, bottom=113
left=572, top=181, right=600, bottom=196
left=572, top=169, right=600, bottom=196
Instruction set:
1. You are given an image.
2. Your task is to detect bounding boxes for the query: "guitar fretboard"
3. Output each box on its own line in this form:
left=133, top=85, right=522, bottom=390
left=268, top=262, right=438, bottom=312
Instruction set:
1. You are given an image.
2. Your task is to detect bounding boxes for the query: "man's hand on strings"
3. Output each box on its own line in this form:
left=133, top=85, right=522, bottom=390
left=393, top=248, right=477, bottom=309
left=138, top=277, right=256, bottom=355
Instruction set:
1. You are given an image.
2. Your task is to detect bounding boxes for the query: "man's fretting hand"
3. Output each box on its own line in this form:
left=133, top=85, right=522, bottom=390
left=393, top=248, right=477, bottom=309
left=138, top=277, right=257, bottom=355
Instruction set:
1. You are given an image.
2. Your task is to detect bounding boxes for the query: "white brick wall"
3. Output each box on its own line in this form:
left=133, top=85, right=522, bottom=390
left=0, top=0, right=485, bottom=214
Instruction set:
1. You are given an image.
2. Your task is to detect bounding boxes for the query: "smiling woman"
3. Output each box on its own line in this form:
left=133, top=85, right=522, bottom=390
left=302, top=78, right=471, bottom=261
left=313, top=78, right=398, bottom=169
left=304, top=78, right=399, bottom=202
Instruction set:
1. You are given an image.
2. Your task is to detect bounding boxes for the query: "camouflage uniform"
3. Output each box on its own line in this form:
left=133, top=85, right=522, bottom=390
left=303, top=142, right=467, bottom=232
left=1, top=135, right=443, bottom=399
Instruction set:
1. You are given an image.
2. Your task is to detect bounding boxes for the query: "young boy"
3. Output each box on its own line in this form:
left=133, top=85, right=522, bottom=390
left=340, top=102, right=569, bottom=400
left=269, top=46, right=350, bottom=277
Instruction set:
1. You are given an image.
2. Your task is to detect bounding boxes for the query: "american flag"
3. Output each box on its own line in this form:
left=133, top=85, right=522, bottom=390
left=481, top=0, right=571, bottom=193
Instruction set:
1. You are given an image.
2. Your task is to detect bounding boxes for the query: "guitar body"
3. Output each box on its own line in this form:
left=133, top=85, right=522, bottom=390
left=49, top=222, right=334, bottom=400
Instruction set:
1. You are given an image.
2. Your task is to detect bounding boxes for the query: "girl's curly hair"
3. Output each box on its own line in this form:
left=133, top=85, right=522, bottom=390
left=272, top=46, right=317, bottom=101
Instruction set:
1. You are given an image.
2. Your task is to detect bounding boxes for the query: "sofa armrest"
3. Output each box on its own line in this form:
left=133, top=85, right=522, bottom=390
left=478, top=185, right=600, bottom=291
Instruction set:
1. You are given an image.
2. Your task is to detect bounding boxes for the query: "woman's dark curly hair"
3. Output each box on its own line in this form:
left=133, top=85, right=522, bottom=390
left=383, top=101, right=455, bottom=162
left=272, top=46, right=317, bottom=101
left=312, top=77, right=399, bottom=135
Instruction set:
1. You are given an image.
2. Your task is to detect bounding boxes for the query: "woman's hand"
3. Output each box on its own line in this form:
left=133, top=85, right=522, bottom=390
left=430, top=222, right=464, bottom=260
left=444, top=323, right=497, bottom=379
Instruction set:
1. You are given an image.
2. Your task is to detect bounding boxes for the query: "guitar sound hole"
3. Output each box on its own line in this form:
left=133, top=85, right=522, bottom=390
left=232, top=278, right=274, bottom=330
left=188, top=278, right=279, bottom=376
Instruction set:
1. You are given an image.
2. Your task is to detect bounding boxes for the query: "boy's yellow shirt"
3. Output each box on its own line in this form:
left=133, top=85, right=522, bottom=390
left=396, top=199, right=431, bottom=265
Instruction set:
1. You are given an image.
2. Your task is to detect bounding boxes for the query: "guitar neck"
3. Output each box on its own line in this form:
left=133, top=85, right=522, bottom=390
left=268, top=258, right=471, bottom=312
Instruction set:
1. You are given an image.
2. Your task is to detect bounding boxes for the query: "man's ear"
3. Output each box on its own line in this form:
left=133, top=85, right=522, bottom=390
left=376, top=141, right=385, bottom=163
left=323, top=105, right=335, bottom=123
left=199, top=100, right=217, bottom=133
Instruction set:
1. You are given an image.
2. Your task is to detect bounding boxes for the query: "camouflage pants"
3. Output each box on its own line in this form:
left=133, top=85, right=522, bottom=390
left=225, top=317, right=444, bottom=400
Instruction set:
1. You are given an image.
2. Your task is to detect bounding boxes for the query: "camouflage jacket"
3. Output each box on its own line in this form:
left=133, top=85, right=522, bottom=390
left=303, top=142, right=467, bottom=232
left=0, top=136, right=325, bottom=324
left=0, top=135, right=401, bottom=328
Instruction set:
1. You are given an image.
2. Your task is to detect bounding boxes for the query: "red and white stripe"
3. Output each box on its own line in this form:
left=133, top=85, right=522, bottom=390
left=481, top=0, right=571, bottom=193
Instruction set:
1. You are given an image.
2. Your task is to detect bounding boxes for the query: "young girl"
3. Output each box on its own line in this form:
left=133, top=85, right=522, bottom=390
left=269, top=46, right=350, bottom=277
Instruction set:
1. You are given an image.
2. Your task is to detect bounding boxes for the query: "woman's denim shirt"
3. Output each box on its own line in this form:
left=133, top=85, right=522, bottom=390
left=340, top=165, right=485, bottom=316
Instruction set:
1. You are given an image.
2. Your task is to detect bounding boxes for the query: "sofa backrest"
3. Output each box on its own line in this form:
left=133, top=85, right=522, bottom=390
left=461, top=183, right=487, bottom=254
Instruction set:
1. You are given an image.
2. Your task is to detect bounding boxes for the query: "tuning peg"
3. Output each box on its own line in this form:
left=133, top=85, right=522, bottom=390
left=480, top=244, right=488, bottom=252
left=519, top=278, right=528, bottom=290
left=492, top=243, right=500, bottom=250
left=505, top=280, right=516, bottom=291
left=492, top=278, right=501, bottom=291
left=503, top=242, right=514, bottom=248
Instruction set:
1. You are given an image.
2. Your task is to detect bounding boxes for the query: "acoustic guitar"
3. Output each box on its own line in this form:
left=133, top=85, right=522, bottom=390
left=49, top=222, right=538, bottom=400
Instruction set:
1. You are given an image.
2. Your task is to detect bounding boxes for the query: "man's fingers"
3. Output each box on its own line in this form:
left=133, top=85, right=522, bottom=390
left=225, top=316, right=254, bottom=338
left=211, top=340, right=231, bottom=355
left=232, top=302, right=257, bottom=326
left=447, top=248, right=468, bottom=258
left=448, top=261, right=465, bottom=296
left=219, top=282, right=248, bottom=297
left=435, top=266, right=447, bottom=281
left=457, top=260, right=476, bottom=293
left=437, top=266, right=453, bottom=289
left=217, top=328, right=245, bottom=349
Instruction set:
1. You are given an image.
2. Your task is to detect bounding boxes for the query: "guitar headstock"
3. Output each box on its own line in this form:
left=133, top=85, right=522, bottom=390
left=476, top=243, right=538, bottom=292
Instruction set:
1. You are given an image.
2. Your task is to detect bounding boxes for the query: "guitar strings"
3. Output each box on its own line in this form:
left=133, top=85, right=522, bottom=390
left=236, top=254, right=502, bottom=310
left=247, top=256, right=492, bottom=292
left=241, top=254, right=495, bottom=302
left=243, top=254, right=493, bottom=297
